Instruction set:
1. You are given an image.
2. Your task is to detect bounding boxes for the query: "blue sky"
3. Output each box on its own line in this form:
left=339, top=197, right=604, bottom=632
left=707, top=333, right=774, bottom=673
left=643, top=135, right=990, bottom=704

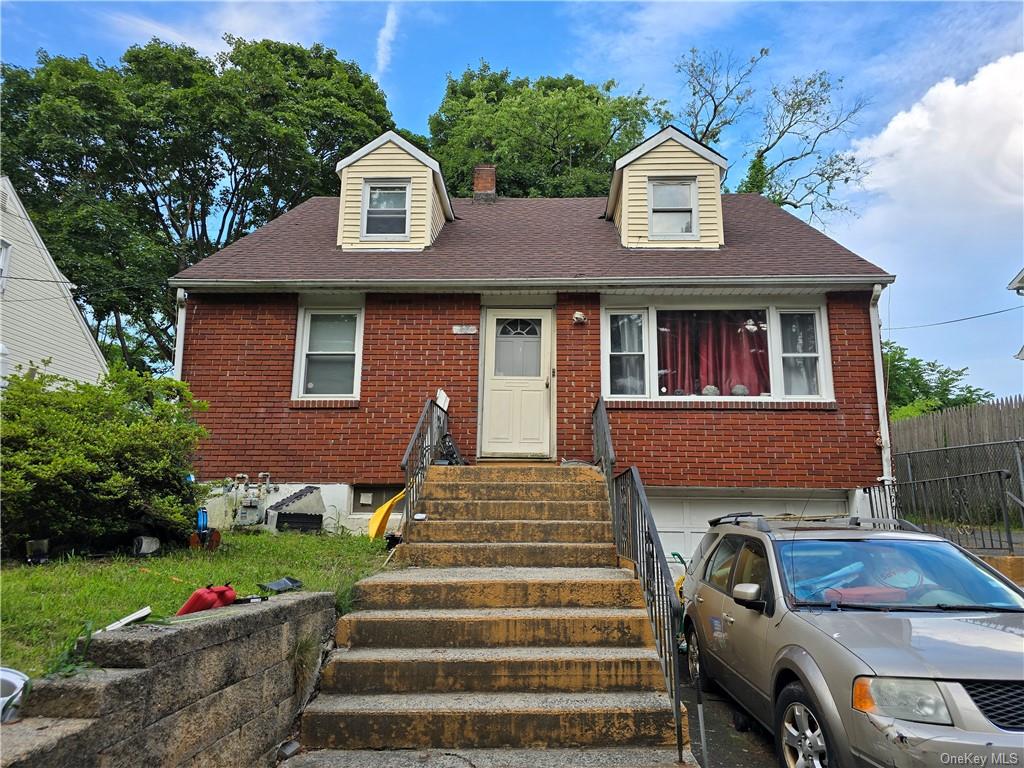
left=3, top=1, right=1023, bottom=396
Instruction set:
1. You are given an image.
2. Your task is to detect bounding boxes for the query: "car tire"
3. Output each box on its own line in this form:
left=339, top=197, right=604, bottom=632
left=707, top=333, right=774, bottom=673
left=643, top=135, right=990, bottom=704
left=774, top=682, right=840, bottom=768
left=684, top=625, right=712, bottom=691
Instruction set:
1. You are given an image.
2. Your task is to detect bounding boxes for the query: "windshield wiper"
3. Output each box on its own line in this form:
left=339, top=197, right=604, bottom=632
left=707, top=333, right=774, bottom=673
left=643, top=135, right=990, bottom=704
left=928, top=604, right=1024, bottom=613
left=792, top=600, right=894, bottom=612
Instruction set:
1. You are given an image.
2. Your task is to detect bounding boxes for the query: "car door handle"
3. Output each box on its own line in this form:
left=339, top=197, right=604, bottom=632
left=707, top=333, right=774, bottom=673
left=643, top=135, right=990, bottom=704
left=695, top=596, right=704, bottom=604
left=723, top=613, right=735, bottom=624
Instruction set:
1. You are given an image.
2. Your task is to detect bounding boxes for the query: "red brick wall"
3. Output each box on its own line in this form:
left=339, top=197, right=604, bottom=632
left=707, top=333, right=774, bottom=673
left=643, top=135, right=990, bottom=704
left=584, top=292, right=884, bottom=489
left=183, top=290, right=882, bottom=490
left=182, top=293, right=481, bottom=484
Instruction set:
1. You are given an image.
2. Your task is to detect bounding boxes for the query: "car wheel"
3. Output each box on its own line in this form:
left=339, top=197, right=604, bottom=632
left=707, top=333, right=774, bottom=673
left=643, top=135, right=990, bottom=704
left=774, top=682, right=838, bottom=768
left=684, top=626, right=711, bottom=691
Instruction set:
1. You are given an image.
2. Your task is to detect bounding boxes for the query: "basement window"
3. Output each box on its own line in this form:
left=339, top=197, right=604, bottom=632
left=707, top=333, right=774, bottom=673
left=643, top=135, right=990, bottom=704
left=294, top=309, right=363, bottom=399
left=362, top=180, right=410, bottom=240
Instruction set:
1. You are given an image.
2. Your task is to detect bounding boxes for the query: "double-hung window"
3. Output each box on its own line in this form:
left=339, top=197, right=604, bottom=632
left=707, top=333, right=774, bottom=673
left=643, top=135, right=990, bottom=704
left=603, top=304, right=830, bottom=401
left=362, top=181, right=409, bottom=240
left=296, top=310, right=362, bottom=398
left=779, top=312, right=821, bottom=396
left=649, top=179, right=697, bottom=239
left=608, top=312, right=647, bottom=396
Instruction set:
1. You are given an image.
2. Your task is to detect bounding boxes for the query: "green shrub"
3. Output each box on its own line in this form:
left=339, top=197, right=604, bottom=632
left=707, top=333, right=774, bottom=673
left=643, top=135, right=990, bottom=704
left=1, top=366, right=207, bottom=555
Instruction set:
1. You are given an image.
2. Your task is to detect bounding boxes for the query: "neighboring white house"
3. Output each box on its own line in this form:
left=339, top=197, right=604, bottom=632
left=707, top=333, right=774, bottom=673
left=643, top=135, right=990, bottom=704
left=0, top=176, right=107, bottom=383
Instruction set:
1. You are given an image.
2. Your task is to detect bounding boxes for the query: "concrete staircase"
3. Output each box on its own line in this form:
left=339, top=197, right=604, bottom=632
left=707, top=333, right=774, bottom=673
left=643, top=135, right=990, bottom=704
left=293, top=465, right=686, bottom=767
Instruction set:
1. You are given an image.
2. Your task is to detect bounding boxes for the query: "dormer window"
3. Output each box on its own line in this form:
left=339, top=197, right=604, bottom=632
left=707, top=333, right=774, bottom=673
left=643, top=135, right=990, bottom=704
left=649, top=178, right=698, bottom=240
left=362, top=180, right=410, bottom=240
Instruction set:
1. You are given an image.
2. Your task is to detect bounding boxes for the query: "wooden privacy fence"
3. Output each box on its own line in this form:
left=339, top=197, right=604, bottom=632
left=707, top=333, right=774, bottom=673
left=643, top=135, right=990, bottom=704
left=891, top=395, right=1024, bottom=452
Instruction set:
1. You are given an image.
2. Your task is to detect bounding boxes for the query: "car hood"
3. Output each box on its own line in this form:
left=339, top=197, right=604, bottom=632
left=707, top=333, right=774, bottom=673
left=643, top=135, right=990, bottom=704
left=797, top=610, right=1024, bottom=679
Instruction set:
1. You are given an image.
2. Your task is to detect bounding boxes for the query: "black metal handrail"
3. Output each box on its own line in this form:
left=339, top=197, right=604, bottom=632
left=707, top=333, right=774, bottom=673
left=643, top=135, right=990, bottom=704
left=593, top=398, right=685, bottom=763
left=864, top=469, right=1020, bottom=555
left=400, top=398, right=449, bottom=526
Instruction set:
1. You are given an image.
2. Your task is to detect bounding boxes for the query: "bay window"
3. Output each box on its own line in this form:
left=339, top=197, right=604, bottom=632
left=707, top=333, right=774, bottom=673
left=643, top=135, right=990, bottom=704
left=294, top=309, right=363, bottom=399
left=603, top=304, right=830, bottom=400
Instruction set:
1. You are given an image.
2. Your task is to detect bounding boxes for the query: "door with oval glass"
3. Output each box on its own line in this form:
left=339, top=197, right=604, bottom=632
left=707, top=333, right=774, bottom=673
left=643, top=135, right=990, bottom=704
left=481, top=309, right=553, bottom=457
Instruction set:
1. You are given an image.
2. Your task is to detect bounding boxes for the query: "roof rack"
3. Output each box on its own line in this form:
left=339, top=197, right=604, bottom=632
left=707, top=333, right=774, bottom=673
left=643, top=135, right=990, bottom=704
left=709, top=513, right=924, bottom=534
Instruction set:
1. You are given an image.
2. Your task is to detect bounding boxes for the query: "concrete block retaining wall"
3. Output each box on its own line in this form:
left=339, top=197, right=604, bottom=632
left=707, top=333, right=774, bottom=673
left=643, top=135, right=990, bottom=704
left=1, top=592, right=335, bottom=768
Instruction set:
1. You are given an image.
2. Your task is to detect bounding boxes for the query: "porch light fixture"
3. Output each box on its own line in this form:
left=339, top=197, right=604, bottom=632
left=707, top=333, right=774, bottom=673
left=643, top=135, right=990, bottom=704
left=573, top=311, right=588, bottom=325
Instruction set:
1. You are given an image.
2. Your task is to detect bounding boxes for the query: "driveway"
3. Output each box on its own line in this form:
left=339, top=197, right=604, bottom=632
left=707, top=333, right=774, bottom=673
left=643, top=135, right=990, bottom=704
left=679, top=682, right=776, bottom=768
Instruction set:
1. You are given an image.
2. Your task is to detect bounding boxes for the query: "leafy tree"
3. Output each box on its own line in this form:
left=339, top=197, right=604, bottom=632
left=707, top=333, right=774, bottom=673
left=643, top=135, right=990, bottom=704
left=428, top=62, right=669, bottom=197
left=882, top=341, right=993, bottom=419
left=1, top=37, right=393, bottom=369
left=0, top=366, right=208, bottom=555
left=678, top=48, right=867, bottom=223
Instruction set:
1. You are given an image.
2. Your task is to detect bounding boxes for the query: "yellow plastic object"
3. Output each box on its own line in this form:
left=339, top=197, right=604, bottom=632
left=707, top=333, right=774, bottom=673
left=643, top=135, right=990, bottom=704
left=674, top=572, right=686, bottom=602
left=368, top=489, right=405, bottom=539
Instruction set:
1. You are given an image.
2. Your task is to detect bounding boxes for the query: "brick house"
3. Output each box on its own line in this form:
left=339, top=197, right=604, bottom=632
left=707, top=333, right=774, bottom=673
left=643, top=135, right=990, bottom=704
left=170, top=127, right=895, bottom=552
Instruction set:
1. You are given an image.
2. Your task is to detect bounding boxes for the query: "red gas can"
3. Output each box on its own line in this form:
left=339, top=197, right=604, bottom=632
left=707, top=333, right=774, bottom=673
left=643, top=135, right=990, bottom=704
left=176, top=584, right=237, bottom=616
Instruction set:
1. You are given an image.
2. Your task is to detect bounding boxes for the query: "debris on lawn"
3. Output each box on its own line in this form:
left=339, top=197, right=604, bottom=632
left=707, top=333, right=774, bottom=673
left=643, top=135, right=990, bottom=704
left=188, top=506, right=221, bottom=551
left=176, top=584, right=236, bottom=616
left=132, top=536, right=161, bottom=556
left=25, top=539, right=50, bottom=565
left=100, top=607, right=152, bottom=632
left=0, top=667, right=29, bottom=722
left=257, top=576, right=303, bottom=594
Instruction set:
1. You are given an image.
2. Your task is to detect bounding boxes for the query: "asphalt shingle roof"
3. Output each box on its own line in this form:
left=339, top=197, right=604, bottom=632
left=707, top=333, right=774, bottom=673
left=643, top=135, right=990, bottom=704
left=171, top=193, right=891, bottom=285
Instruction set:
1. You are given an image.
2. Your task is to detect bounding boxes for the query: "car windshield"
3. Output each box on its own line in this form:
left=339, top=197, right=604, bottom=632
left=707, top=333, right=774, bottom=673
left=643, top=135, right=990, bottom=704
left=777, top=538, right=1024, bottom=611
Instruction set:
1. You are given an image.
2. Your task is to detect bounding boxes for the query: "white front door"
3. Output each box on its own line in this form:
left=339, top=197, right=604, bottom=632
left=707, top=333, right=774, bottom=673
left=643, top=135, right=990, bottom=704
left=481, top=309, right=553, bottom=457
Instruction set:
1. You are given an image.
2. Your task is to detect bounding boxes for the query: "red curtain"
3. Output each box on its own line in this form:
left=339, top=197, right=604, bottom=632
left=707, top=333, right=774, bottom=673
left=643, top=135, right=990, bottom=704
left=657, top=310, right=770, bottom=396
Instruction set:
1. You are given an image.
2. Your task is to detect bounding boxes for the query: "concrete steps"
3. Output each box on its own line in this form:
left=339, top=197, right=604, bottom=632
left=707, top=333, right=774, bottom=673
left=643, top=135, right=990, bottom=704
left=284, top=747, right=691, bottom=768
left=422, top=481, right=608, bottom=502
left=352, top=567, right=645, bottom=609
left=406, top=519, right=612, bottom=543
left=419, top=499, right=610, bottom=521
left=393, top=542, right=618, bottom=568
left=335, top=607, right=654, bottom=648
left=301, top=692, right=677, bottom=750
left=302, top=464, right=682, bottom=757
left=320, top=646, right=664, bottom=693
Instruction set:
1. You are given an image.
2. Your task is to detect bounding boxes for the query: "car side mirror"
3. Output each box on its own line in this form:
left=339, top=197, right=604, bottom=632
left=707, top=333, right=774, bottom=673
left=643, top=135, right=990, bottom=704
left=733, top=582, right=766, bottom=611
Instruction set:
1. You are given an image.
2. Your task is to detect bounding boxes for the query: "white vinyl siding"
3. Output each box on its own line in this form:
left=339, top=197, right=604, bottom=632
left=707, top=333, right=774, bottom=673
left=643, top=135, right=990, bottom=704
left=0, top=178, right=107, bottom=384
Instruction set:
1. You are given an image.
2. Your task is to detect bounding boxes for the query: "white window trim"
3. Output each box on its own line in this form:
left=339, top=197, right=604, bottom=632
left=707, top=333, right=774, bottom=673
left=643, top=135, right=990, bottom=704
left=648, top=177, right=700, bottom=242
left=360, top=178, right=411, bottom=242
left=0, top=240, right=11, bottom=294
left=600, top=301, right=834, bottom=403
left=292, top=306, right=365, bottom=400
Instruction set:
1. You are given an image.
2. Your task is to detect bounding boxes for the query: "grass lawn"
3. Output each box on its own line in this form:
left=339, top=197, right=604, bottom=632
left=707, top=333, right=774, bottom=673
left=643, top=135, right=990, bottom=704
left=0, top=531, right=387, bottom=677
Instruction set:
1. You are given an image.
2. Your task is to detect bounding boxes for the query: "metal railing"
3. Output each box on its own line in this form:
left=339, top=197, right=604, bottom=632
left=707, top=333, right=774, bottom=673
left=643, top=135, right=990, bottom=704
left=592, top=399, right=685, bottom=763
left=864, top=470, right=1023, bottom=555
left=400, top=398, right=449, bottom=527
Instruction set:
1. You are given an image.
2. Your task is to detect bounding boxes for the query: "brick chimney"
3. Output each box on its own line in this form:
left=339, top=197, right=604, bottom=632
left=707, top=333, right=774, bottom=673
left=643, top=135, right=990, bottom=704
left=473, top=164, right=497, bottom=202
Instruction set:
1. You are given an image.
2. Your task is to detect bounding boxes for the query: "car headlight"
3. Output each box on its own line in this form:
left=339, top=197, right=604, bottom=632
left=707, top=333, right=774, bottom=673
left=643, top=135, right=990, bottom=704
left=853, top=677, right=952, bottom=725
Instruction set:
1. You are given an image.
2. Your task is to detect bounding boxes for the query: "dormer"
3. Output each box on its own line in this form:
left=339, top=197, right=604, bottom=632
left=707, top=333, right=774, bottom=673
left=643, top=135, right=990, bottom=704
left=336, top=131, right=455, bottom=251
left=604, top=126, right=727, bottom=249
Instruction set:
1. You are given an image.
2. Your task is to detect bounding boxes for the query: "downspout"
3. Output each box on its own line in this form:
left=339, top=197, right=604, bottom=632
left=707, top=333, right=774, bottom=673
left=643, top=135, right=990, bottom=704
left=869, top=284, right=893, bottom=482
left=172, top=288, right=187, bottom=381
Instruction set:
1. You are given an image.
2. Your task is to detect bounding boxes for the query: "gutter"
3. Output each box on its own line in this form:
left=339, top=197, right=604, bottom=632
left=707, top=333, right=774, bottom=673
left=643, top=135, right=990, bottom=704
left=172, top=288, right=187, bottom=381
left=869, top=283, right=894, bottom=483
left=169, top=273, right=896, bottom=292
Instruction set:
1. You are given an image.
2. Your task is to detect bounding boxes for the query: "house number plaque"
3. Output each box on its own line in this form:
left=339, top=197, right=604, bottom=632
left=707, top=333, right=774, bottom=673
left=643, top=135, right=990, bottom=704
left=452, top=325, right=478, bottom=335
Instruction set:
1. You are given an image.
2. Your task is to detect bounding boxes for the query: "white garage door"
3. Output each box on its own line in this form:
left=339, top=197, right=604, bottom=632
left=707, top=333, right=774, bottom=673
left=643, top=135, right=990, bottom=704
left=650, top=494, right=850, bottom=564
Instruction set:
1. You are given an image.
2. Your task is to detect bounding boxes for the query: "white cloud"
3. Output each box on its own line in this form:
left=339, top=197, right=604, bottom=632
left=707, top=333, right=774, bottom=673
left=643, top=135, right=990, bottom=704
left=102, top=1, right=330, bottom=58
left=375, top=4, right=400, bottom=80
left=836, top=53, right=1024, bottom=395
